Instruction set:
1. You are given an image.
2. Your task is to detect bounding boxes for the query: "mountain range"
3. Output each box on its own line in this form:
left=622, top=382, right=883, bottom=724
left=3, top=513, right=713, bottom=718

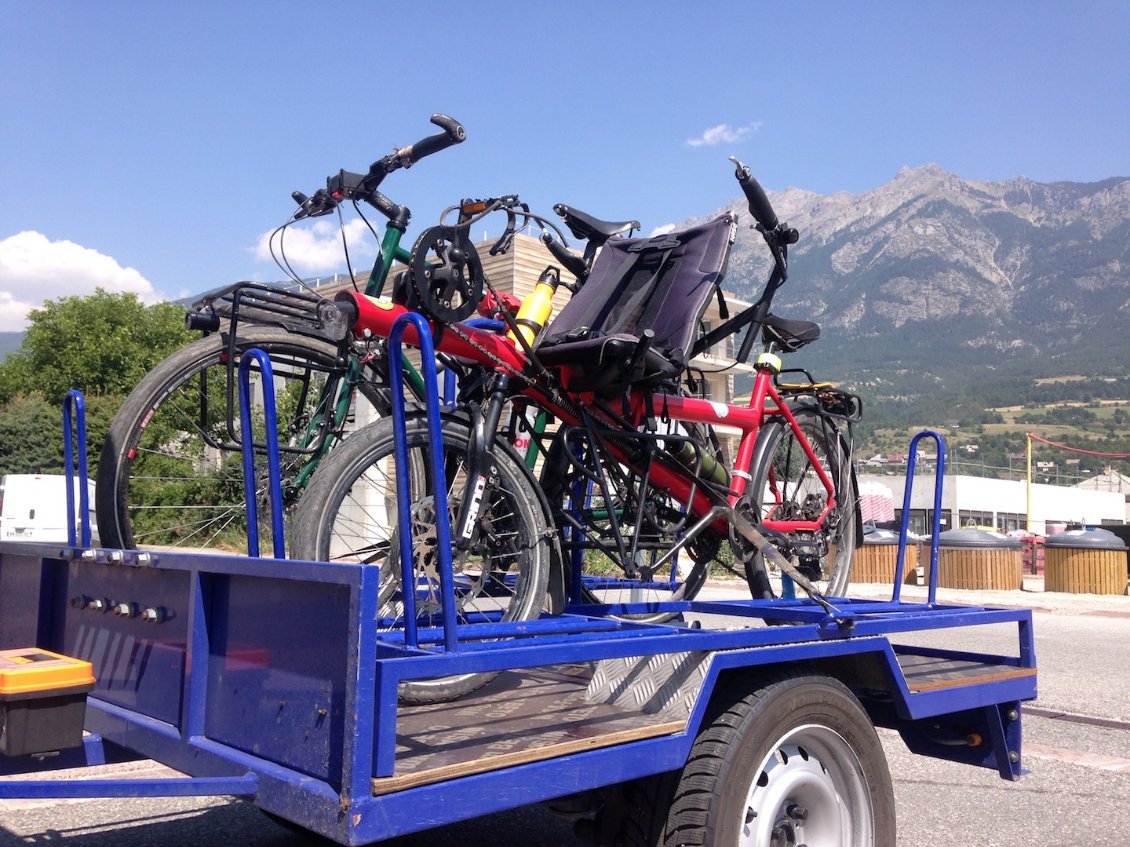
left=712, top=165, right=1130, bottom=410
left=4, top=166, right=1126, bottom=421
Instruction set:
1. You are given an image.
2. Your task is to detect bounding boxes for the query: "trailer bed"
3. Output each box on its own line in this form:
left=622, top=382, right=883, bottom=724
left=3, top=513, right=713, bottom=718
left=0, top=534, right=1037, bottom=844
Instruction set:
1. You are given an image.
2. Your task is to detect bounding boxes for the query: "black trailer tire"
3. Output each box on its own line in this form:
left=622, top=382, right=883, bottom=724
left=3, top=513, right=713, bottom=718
left=629, top=671, right=894, bottom=846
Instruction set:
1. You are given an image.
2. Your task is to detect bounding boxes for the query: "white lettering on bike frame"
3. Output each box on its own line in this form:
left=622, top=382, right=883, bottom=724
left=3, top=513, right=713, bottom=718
left=460, top=475, right=488, bottom=540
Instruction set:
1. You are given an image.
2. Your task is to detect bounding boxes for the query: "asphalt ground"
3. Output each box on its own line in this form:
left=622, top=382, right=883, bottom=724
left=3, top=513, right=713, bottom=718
left=2, top=575, right=1128, bottom=846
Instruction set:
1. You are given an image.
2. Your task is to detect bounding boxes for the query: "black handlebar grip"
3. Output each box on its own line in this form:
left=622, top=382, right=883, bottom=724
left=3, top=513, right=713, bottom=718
left=403, top=113, right=466, bottom=166
left=541, top=232, right=588, bottom=282
left=729, top=157, right=777, bottom=230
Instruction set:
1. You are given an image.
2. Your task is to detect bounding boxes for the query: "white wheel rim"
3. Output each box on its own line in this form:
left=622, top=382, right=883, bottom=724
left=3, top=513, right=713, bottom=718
left=740, top=724, right=873, bottom=847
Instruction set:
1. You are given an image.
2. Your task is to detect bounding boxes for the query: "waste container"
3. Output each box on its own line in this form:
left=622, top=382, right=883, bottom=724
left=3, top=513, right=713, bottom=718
left=852, top=528, right=916, bottom=584
left=935, top=528, right=1023, bottom=590
left=1043, top=528, right=1128, bottom=595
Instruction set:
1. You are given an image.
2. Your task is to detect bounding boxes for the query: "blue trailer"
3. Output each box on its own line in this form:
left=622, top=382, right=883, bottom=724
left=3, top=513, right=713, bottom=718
left=0, top=356, right=1036, bottom=846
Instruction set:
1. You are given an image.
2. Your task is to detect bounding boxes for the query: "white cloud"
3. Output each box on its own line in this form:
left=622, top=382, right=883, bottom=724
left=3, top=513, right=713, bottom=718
left=254, top=218, right=376, bottom=275
left=650, top=223, right=677, bottom=237
left=686, top=122, right=763, bottom=148
left=0, top=231, right=160, bottom=331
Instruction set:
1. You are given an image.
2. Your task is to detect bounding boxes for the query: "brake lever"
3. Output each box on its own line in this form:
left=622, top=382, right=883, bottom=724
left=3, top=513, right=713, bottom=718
left=488, top=196, right=526, bottom=256
left=291, top=188, right=337, bottom=220
left=292, top=191, right=312, bottom=219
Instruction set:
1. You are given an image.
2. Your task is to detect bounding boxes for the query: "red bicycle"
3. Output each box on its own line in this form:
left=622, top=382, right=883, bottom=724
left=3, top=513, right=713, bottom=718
left=289, top=157, right=862, bottom=646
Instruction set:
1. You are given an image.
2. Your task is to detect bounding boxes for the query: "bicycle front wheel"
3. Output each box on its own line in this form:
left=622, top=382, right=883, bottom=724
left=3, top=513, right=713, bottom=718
left=96, top=328, right=388, bottom=553
left=743, top=408, right=859, bottom=599
left=289, top=413, right=551, bottom=704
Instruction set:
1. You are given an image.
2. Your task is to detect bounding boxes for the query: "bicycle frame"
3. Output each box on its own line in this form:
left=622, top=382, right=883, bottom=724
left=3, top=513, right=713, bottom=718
left=340, top=293, right=841, bottom=541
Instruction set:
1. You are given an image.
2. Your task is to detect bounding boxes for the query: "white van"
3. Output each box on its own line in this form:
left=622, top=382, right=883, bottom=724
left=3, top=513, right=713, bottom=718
left=0, top=474, right=99, bottom=545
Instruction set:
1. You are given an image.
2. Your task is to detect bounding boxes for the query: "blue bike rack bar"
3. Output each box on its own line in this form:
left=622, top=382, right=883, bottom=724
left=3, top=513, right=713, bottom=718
left=62, top=389, right=92, bottom=548
left=387, top=313, right=459, bottom=652
left=238, top=349, right=286, bottom=559
left=892, top=429, right=946, bottom=605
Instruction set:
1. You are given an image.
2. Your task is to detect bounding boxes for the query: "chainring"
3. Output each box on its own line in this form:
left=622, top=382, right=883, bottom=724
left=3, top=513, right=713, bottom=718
left=408, top=225, right=484, bottom=323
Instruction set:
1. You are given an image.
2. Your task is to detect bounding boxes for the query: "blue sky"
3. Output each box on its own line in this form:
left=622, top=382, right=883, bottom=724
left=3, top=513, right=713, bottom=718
left=1, top=1, right=1128, bottom=330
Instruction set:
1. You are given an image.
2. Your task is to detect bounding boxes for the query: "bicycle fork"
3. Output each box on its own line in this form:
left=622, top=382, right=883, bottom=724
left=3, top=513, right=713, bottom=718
left=453, top=373, right=510, bottom=549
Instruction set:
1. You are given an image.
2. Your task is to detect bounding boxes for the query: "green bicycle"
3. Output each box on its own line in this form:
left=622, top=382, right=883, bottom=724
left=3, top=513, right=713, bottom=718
left=95, top=115, right=468, bottom=553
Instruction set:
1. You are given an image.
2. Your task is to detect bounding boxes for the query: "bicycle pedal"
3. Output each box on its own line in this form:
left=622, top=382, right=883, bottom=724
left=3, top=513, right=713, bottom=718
left=796, top=558, right=823, bottom=581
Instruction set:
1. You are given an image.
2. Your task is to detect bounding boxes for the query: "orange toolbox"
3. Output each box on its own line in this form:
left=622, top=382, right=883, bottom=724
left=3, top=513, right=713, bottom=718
left=0, top=648, right=95, bottom=757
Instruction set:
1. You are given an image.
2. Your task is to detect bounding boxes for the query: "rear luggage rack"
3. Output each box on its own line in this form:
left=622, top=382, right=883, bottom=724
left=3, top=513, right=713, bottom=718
left=188, top=281, right=341, bottom=340
left=776, top=369, right=863, bottom=422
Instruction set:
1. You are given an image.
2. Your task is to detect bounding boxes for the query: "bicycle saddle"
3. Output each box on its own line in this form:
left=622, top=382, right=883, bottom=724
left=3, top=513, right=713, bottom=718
left=554, top=204, right=639, bottom=242
left=763, top=315, right=820, bottom=352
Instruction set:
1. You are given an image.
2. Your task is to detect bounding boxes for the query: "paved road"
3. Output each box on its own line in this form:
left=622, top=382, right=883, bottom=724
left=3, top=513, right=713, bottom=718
left=2, top=580, right=1128, bottom=846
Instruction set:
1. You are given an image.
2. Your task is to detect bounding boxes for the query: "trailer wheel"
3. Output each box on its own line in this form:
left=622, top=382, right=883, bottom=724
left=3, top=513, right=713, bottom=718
left=631, top=671, right=894, bottom=846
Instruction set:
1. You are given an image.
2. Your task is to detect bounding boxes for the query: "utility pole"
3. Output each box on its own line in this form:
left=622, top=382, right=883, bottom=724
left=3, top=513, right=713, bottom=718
left=1025, top=433, right=1032, bottom=533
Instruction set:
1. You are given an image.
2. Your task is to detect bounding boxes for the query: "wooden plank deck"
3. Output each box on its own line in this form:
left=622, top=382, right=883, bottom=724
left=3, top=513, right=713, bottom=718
left=897, top=652, right=1036, bottom=693
left=372, top=664, right=685, bottom=795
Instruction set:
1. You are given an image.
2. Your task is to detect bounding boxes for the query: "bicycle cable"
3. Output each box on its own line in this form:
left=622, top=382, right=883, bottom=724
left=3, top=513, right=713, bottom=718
left=335, top=204, right=358, bottom=289
left=269, top=219, right=306, bottom=287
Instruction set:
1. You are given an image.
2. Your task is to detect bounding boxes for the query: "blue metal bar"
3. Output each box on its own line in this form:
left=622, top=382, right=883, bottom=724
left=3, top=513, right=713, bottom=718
left=62, top=389, right=92, bottom=547
left=237, top=349, right=285, bottom=559
left=443, top=366, right=457, bottom=406
left=344, top=559, right=382, bottom=802
left=463, top=318, right=505, bottom=332
left=181, top=569, right=210, bottom=739
left=0, top=773, right=258, bottom=800
left=387, top=313, right=458, bottom=652
left=375, top=607, right=1034, bottom=685
left=893, top=429, right=946, bottom=604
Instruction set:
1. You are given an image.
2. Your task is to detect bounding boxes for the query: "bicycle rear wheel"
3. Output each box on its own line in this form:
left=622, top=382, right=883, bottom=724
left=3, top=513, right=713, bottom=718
left=542, top=432, right=720, bottom=623
left=289, top=413, right=551, bottom=704
left=742, top=408, right=859, bottom=599
left=96, top=328, right=387, bottom=553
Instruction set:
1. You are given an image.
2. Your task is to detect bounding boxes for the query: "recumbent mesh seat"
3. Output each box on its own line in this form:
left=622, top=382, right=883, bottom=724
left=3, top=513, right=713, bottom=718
left=536, top=213, right=736, bottom=398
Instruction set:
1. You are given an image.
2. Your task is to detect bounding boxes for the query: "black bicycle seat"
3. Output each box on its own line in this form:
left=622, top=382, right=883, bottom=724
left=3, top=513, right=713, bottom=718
left=763, top=315, right=821, bottom=352
left=554, top=204, right=639, bottom=242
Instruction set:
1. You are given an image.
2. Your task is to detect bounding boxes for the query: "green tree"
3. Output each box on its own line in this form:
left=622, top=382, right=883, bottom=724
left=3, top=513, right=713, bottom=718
left=0, top=290, right=193, bottom=478
left=0, top=289, right=191, bottom=403
left=0, top=394, right=118, bottom=476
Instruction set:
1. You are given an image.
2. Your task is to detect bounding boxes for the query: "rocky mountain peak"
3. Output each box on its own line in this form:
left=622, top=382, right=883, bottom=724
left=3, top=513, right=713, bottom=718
left=719, top=168, right=1130, bottom=397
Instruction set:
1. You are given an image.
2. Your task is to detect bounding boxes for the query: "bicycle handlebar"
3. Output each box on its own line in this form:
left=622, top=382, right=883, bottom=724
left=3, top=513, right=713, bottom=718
left=366, top=113, right=465, bottom=183
left=729, top=157, right=777, bottom=230
left=398, top=113, right=466, bottom=168
left=292, top=114, right=466, bottom=221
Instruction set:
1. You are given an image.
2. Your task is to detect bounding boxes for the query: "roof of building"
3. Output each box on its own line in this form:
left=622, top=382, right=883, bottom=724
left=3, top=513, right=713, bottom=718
left=1072, top=468, right=1130, bottom=493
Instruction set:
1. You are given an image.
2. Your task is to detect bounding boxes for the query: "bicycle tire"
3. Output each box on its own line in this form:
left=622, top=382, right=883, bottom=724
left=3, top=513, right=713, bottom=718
left=289, top=413, right=551, bottom=704
left=742, top=408, right=859, bottom=599
left=96, top=327, right=388, bottom=552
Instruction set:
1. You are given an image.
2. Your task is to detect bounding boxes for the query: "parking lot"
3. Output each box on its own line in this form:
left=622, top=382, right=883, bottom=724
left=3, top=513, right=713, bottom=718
left=2, top=578, right=1128, bottom=846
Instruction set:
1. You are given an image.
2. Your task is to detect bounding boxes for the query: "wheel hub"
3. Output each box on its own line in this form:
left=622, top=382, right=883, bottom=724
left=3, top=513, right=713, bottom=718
left=382, top=495, right=491, bottom=620
left=742, top=737, right=856, bottom=847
